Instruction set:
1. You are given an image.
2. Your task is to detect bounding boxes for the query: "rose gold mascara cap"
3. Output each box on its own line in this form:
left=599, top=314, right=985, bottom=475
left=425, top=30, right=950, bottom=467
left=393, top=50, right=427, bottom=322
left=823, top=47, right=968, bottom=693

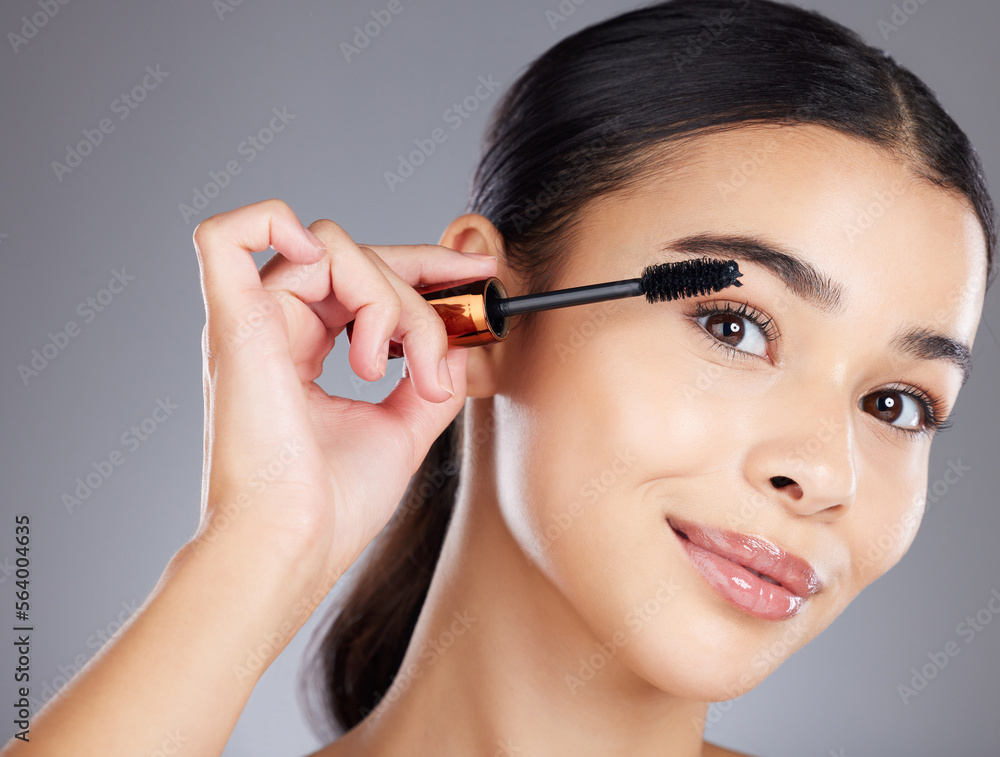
left=344, top=275, right=510, bottom=359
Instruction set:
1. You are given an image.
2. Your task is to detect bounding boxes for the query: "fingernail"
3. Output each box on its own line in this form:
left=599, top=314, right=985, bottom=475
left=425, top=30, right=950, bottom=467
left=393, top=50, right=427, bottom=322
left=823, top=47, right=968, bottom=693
left=375, top=339, right=389, bottom=377
left=460, top=251, right=496, bottom=262
left=438, top=355, right=455, bottom=397
left=303, top=227, right=327, bottom=252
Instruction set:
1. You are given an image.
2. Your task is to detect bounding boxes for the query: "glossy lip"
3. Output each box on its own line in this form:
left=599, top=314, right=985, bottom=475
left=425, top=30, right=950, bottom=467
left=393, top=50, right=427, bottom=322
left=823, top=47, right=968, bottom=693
left=667, top=515, right=823, bottom=621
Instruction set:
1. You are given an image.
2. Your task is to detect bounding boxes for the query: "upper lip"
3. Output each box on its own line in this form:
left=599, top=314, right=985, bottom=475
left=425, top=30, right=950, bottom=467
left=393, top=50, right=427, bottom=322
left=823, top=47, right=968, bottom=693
left=667, top=515, right=823, bottom=598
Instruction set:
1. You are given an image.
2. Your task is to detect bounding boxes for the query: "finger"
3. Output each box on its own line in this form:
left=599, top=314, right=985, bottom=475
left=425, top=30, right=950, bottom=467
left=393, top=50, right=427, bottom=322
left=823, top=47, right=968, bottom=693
left=270, top=290, right=337, bottom=384
left=356, top=243, right=498, bottom=288
left=200, top=323, right=212, bottom=519
left=259, top=239, right=497, bottom=296
left=379, top=346, right=470, bottom=470
left=264, top=220, right=407, bottom=385
left=258, top=221, right=476, bottom=401
left=193, top=199, right=331, bottom=486
left=350, top=247, right=459, bottom=402
left=193, top=198, right=326, bottom=335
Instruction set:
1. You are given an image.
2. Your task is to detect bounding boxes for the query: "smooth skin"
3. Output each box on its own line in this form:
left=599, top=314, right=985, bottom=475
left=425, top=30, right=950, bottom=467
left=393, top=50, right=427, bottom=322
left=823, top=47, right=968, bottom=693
left=312, top=125, right=985, bottom=756
left=1, top=124, right=986, bottom=757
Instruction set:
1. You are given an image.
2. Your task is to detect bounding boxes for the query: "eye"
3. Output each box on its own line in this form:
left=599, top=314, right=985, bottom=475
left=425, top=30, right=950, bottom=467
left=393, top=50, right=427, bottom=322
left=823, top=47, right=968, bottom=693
left=859, top=383, right=952, bottom=439
left=691, top=300, right=778, bottom=361
left=689, top=301, right=953, bottom=440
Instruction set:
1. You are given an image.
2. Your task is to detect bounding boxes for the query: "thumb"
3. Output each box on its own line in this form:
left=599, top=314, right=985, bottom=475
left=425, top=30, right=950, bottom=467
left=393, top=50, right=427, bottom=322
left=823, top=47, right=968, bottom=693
left=379, top=347, right=468, bottom=470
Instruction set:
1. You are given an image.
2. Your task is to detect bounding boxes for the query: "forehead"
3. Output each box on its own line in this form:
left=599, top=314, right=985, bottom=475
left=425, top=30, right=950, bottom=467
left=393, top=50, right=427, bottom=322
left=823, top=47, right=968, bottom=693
left=578, top=124, right=987, bottom=349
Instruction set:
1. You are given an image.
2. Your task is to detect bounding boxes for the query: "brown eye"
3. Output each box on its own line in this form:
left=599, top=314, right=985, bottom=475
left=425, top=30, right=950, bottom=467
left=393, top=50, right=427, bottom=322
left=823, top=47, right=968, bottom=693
left=704, top=313, right=743, bottom=345
left=860, top=390, right=923, bottom=431
left=696, top=310, right=769, bottom=358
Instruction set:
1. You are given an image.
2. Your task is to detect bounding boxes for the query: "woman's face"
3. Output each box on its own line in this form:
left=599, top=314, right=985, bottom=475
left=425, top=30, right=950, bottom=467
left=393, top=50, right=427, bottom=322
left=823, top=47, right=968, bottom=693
left=485, top=124, right=987, bottom=701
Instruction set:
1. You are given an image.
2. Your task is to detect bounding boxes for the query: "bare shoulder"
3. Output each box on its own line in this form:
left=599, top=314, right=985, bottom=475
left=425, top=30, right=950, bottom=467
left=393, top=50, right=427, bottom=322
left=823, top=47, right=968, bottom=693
left=702, top=742, right=757, bottom=757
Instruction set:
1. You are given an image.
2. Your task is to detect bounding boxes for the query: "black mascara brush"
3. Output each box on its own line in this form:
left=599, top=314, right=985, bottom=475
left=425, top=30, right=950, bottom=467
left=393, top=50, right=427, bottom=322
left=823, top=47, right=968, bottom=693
left=347, top=256, right=742, bottom=359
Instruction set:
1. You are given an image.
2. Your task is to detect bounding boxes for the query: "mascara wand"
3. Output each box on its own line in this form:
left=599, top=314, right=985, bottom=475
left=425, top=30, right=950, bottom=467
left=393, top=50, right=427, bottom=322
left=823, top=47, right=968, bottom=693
left=346, top=256, right=742, bottom=359
left=497, top=256, right=742, bottom=316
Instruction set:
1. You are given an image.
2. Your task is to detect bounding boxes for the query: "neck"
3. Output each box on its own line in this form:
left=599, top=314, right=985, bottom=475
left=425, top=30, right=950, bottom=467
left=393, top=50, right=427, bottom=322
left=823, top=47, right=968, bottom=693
left=335, top=397, right=711, bottom=757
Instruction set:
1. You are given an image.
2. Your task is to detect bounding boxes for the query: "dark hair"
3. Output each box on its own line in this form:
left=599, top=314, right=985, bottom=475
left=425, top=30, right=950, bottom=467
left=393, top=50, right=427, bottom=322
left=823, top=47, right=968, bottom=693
left=301, top=0, right=996, bottom=737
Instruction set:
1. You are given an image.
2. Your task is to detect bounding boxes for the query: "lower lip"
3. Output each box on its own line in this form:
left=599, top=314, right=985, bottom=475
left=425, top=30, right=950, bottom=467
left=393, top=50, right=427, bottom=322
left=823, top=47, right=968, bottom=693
left=672, top=529, right=806, bottom=621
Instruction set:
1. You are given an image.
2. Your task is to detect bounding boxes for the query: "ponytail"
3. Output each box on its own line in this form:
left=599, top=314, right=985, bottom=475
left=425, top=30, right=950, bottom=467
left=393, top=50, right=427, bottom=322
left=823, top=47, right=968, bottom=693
left=300, top=411, right=463, bottom=738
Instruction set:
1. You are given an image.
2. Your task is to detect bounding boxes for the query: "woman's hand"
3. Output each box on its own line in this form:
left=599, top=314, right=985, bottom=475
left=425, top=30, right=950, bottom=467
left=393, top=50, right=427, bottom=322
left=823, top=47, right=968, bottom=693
left=192, top=197, right=497, bottom=588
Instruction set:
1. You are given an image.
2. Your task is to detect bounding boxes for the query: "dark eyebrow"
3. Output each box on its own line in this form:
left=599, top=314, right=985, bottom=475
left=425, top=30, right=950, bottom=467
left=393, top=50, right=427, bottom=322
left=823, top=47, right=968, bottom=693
left=661, top=233, right=973, bottom=388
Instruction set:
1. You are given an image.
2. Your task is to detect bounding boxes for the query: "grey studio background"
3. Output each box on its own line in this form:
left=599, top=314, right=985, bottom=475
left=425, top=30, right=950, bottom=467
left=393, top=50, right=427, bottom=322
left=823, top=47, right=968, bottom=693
left=1, top=0, right=999, bottom=755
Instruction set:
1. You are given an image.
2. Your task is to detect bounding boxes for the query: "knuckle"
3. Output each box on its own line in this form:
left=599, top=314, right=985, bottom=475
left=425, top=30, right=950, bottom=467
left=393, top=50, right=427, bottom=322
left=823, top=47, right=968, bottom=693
left=192, top=216, right=220, bottom=253
left=417, top=301, right=447, bottom=346
left=383, top=289, right=403, bottom=318
left=308, top=218, right=342, bottom=237
left=261, top=197, right=292, bottom=216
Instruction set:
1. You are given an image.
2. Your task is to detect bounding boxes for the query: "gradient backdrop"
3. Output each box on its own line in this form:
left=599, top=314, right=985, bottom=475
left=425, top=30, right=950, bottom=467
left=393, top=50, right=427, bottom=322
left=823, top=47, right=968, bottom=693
left=1, top=1, right=998, bottom=755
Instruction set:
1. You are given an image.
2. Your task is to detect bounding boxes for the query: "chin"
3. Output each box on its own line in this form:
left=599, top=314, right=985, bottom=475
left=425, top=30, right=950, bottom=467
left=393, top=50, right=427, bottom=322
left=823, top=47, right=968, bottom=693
left=612, top=591, right=820, bottom=703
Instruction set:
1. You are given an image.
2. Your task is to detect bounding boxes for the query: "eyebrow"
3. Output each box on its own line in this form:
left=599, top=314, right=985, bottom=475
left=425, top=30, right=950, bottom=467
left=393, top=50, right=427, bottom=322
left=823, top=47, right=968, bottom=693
left=661, top=233, right=973, bottom=387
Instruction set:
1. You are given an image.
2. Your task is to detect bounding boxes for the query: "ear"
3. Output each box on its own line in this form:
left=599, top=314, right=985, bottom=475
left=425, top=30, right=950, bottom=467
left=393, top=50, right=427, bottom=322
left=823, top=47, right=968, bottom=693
left=437, top=213, right=517, bottom=398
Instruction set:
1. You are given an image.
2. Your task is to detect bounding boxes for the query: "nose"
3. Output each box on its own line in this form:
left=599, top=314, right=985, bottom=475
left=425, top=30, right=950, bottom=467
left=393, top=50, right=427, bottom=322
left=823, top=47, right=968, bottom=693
left=745, top=411, right=857, bottom=521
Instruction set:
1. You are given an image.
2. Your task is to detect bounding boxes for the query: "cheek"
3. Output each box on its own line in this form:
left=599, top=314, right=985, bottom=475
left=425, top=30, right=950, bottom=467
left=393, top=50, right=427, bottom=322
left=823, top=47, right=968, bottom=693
left=494, top=307, right=754, bottom=562
left=492, top=346, right=638, bottom=574
left=846, top=454, right=927, bottom=591
left=611, top=320, right=769, bottom=480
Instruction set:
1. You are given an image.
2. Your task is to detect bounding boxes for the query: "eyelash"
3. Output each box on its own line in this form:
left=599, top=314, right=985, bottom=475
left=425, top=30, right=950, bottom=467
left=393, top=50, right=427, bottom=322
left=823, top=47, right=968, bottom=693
left=687, top=300, right=953, bottom=439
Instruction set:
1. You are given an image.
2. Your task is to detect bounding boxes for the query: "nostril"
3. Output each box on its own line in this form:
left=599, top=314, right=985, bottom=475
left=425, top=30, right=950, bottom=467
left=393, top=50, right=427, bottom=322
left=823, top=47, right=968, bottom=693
left=771, top=475, right=804, bottom=499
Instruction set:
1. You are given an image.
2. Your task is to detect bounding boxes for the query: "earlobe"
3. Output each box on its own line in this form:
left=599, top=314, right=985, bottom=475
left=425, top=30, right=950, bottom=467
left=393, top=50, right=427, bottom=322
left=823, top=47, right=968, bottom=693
left=438, top=213, right=511, bottom=399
